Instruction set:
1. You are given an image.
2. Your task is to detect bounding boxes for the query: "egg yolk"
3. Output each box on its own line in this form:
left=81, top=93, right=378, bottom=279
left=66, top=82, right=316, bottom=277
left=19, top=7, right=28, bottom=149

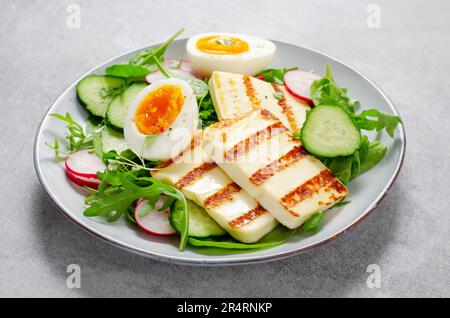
left=196, top=35, right=249, bottom=55
left=134, top=84, right=184, bottom=135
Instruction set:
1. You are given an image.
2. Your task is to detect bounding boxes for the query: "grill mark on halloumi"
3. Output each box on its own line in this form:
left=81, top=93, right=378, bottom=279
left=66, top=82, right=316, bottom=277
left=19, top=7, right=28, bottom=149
left=281, top=170, right=347, bottom=209
left=272, top=84, right=299, bottom=132
left=213, top=72, right=227, bottom=112
left=229, top=205, right=267, bottom=229
left=209, top=111, right=249, bottom=129
left=249, top=146, right=308, bottom=186
left=175, top=160, right=217, bottom=189
left=156, top=134, right=203, bottom=170
left=259, top=108, right=279, bottom=121
left=224, top=122, right=287, bottom=161
left=204, top=182, right=241, bottom=208
left=243, top=75, right=261, bottom=110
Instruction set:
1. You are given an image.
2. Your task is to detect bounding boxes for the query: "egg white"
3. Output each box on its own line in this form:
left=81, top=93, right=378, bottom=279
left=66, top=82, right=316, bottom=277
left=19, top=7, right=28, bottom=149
left=124, top=78, right=199, bottom=161
left=186, top=32, right=276, bottom=77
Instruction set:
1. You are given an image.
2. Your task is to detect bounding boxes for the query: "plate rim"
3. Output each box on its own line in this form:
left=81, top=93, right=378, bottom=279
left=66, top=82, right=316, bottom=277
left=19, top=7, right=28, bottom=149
left=33, top=38, right=406, bottom=266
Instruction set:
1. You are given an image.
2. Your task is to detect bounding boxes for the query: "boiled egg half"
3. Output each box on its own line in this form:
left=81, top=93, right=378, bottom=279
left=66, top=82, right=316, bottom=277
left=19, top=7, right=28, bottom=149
left=124, top=78, right=198, bottom=161
left=186, top=32, right=276, bottom=77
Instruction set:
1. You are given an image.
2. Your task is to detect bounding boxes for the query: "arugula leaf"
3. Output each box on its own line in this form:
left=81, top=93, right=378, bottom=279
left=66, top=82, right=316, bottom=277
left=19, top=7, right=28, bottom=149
left=302, top=212, right=324, bottom=233
left=359, top=140, right=387, bottom=174
left=46, top=138, right=60, bottom=157
left=307, top=65, right=402, bottom=180
left=84, top=173, right=189, bottom=250
left=137, top=199, right=158, bottom=217
left=91, top=130, right=103, bottom=158
left=352, top=109, right=403, bottom=137
left=47, top=112, right=92, bottom=154
left=105, top=64, right=150, bottom=78
left=198, top=93, right=219, bottom=128
left=256, top=67, right=298, bottom=85
left=310, top=65, right=360, bottom=112
left=84, top=173, right=154, bottom=221
left=135, top=177, right=188, bottom=250
left=311, top=65, right=402, bottom=137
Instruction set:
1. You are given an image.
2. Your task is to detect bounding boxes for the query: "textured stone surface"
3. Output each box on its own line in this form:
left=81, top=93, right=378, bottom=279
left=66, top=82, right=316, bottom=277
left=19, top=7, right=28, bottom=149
left=0, top=0, right=449, bottom=297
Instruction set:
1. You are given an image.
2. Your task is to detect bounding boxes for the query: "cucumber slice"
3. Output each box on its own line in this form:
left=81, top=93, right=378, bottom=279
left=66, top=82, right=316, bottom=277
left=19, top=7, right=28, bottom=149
left=77, top=75, right=125, bottom=118
left=170, top=199, right=226, bottom=238
left=107, top=82, right=147, bottom=130
left=101, top=126, right=129, bottom=154
left=300, top=105, right=361, bottom=157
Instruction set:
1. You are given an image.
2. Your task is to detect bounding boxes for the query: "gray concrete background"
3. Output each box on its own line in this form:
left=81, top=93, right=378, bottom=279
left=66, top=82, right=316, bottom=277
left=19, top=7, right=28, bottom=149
left=1, top=0, right=449, bottom=297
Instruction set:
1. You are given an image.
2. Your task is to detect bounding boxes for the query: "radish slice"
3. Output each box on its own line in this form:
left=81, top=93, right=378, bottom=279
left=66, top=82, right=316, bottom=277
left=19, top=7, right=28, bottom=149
left=284, top=70, right=321, bottom=105
left=145, top=68, right=196, bottom=85
left=65, top=150, right=105, bottom=178
left=134, top=198, right=176, bottom=237
left=66, top=170, right=101, bottom=189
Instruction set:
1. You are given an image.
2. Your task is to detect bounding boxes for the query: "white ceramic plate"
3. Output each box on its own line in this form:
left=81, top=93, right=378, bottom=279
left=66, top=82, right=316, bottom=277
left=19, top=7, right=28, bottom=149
left=34, top=39, right=405, bottom=265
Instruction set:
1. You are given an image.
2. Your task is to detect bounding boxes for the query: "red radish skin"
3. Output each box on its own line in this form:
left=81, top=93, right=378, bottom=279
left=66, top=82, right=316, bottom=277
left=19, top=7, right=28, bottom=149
left=134, top=199, right=176, bottom=237
left=66, top=170, right=101, bottom=189
left=65, top=150, right=105, bottom=178
left=284, top=70, right=321, bottom=105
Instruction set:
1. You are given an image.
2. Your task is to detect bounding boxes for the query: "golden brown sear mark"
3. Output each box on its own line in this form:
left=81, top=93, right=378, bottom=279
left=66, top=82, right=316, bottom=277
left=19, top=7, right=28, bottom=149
left=156, top=133, right=203, bottom=170
left=229, top=205, right=267, bottom=229
left=175, top=160, right=217, bottom=189
left=204, top=182, right=241, bottom=208
left=249, top=146, right=308, bottom=185
left=243, top=75, right=261, bottom=110
left=224, top=122, right=287, bottom=161
left=272, top=84, right=299, bottom=132
left=281, top=170, right=347, bottom=209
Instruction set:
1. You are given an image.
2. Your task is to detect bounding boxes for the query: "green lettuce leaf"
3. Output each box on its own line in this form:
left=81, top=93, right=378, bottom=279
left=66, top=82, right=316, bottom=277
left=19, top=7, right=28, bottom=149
left=359, top=140, right=387, bottom=174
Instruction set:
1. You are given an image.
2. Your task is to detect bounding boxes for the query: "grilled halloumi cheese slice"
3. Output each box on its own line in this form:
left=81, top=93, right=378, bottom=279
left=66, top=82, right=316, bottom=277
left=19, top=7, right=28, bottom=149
left=209, top=71, right=310, bottom=133
left=208, top=109, right=348, bottom=229
left=152, top=131, right=278, bottom=243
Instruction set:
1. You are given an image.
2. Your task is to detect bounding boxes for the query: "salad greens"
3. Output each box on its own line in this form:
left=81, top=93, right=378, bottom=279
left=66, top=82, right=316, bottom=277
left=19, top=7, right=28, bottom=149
left=46, top=113, right=96, bottom=156
left=105, top=64, right=150, bottom=78
left=188, top=212, right=324, bottom=254
left=198, top=92, right=218, bottom=128
left=85, top=170, right=189, bottom=250
left=302, top=212, right=324, bottom=233
left=188, top=225, right=296, bottom=251
left=129, top=28, right=185, bottom=68
left=45, top=28, right=403, bottom=255
left=257, top=67, right=298, bottom=84
left=304, top=65, right=402, bottom=184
